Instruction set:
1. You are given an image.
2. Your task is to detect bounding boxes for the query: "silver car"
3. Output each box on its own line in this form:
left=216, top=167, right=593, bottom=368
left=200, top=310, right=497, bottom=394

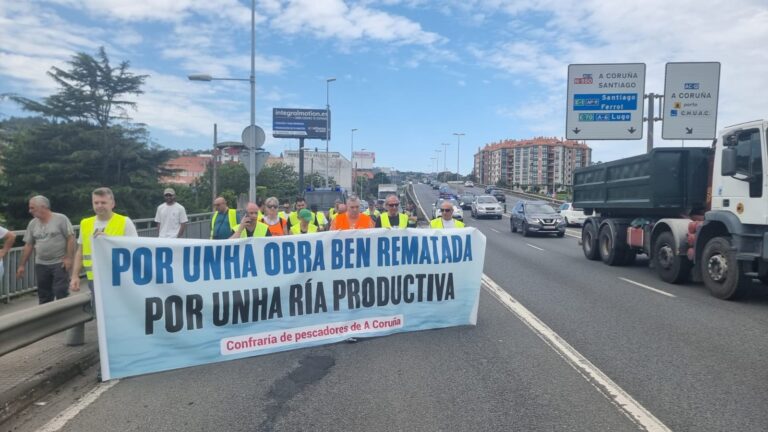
left=471, top=195, right=503, bottom=219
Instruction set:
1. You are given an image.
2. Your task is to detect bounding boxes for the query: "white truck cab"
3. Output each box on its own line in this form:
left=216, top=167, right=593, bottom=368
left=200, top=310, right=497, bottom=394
left=711, top=119, right=768, bottom=225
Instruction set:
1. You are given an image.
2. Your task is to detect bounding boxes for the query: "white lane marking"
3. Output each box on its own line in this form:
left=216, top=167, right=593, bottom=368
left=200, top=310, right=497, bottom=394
left=618, top=277, right=676, bottom=298
left=566, top=232, right=581, bottom=239
left=526, top=243, right=544, bottom=251
left=38, top=380, right=120, bottom=432
left=490, top=228, right=501, bottom=233
left=481, top=275, right=671, bottom=432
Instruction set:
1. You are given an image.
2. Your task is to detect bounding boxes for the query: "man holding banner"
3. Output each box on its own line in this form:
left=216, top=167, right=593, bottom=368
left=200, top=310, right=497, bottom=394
left=430, top=200, right=465, bottom=228
left=330, top=196, right=373, bottom=230
left=375, top=194, right=408, bottom=229
left=70, top=187, right=138, bottom=299
left=231, top=203, right=268, bottom=238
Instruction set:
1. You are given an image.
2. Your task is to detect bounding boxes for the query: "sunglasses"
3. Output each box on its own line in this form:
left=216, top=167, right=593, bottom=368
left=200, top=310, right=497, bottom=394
left=266, top=205, right=278, bottom=209
left=440, top=208, right=453, bottom=212
left=387, top=203, right=399, bottom=207
left=164, top=194, right=174, bottom=197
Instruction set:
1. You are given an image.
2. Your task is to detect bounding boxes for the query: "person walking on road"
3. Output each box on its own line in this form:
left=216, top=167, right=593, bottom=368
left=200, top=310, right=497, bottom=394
left=375, top=194, right=408, bottom=229
left=70, top=187, right=138, bottom=296
left=231, top=202, right=268, bottom=238
left=15, top=195, right=75, bottom=304
left=155, top=188, right=188, bottom=238
left=330, top=196, right=373, bottom=230
left=290, top=209, right=319, bottom=234
left=430, top=200, right=465, bottom=228
left=211, top=196, right=237, bottom=240
left=288, top=197, right=327, bottom=231
left=0, top=225, right=16, bottom=280
left=364, top=201, right=381, bottom=223
left=261, top=197, right=288, bottom=236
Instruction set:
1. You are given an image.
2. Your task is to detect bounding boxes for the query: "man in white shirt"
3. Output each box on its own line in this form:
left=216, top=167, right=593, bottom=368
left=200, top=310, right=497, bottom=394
left=155, top=188, right=188, bottom=238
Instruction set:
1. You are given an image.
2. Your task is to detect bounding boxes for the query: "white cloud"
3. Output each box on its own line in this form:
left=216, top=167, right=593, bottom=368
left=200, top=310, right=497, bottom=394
left=44, top=0, right=260, bottom=26
left=270, top=0, right=443, bottom=45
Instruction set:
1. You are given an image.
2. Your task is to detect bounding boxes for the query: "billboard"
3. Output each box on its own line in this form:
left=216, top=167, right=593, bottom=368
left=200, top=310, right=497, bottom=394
left=273, top=108, right=329, bottom=139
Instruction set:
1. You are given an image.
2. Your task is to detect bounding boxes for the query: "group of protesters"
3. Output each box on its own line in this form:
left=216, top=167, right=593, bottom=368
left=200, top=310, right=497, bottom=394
left=0, top=185, right=465, bottom=305
left=211, top=193, right=433, bottom=239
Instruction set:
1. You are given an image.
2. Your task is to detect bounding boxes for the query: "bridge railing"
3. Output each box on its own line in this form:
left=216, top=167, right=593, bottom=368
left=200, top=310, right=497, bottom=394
left=1, top=212, right=212, bottom=303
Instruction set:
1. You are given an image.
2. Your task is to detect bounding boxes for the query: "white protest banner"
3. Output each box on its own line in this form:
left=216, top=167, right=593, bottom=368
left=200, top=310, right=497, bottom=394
left=91, top=228, right=486, bottom=380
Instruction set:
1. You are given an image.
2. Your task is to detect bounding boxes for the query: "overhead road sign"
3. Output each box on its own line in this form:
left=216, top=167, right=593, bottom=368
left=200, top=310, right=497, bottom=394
left=273, top=108, right=329, bottom=139
left=662, top=62, right=720, bottom=140
left=566, top=63, right=646, bottom=140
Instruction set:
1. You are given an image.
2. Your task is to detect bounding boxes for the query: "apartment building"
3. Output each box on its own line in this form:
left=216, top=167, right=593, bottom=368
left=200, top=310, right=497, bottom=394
left=473, top=137, right=591, bottom=193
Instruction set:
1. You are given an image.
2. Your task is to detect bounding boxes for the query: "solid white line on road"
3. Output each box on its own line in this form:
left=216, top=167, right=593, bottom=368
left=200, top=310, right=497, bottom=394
left=526, top=243, right=544, bottom=251
left=618, top=277, right=676, bottom=298
left=490, top=228, right=501, bottom=233
left=38, top=380, right=120, bottom=432
left=481, top=274, right=671, bottom=432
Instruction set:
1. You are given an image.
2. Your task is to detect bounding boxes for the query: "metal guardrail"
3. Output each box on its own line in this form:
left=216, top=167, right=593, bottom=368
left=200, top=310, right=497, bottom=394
left=0, top=292, right=93, bottom=356
left=405, top=184, right=430, bottom=225
left=477, top=184, right=566, bottom=206
left=1, top=212, right=213, bottom=303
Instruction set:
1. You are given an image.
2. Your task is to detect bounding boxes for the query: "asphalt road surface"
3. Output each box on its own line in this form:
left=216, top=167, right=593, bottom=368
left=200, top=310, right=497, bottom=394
left=7, top=184, right=768, bottom=432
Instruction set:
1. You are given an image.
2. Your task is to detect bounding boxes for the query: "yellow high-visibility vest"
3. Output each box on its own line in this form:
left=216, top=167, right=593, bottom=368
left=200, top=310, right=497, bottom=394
left=211, top=209, right=237, bottom=239
left=81, top=214, right=127, bottom=280
left=380, top=213, right=408, bottom=228
left=233, top=222, right=269, bottom=238
left=429, top=218, right=465, bottom=228
left=289, top=223, right=319, bottom=234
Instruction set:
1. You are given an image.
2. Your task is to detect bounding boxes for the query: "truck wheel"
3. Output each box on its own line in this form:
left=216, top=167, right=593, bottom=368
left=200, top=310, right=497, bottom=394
left=700, top=236, right=750, bottom=300
left=653, top=232, right=690, bottom=283
left=582, top=222, right=600, bottom=261
left=598, top=223, right=626, bottom=266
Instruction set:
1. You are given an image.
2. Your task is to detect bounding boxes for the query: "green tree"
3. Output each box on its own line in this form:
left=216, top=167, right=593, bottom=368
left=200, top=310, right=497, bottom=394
left=256, top=162, right=298, bottom=203
left=0, top=48, right=171, bottom=226
left=5, top=47, right=147, bottom=128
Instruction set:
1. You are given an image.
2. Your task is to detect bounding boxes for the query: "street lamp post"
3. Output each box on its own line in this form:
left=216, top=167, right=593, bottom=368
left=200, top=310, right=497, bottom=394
left=325, top=77, right=336, bottom=187
left=351, top=128, right=357, bottom=192
left=188, top=0, right=257, bottom=203
left=453, top=132, right=465, bottom=181
left=441, top=143, right=450, bottom=174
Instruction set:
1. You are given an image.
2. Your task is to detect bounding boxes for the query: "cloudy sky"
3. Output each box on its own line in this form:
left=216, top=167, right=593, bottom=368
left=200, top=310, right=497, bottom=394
left=1, top=0, right=767, bottom=172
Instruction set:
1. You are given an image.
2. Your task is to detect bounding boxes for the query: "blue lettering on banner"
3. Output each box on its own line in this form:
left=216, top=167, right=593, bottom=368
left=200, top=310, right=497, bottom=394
left=684, top=83, right=699, bottom=90
left=573, top=93, right=638, bottom=111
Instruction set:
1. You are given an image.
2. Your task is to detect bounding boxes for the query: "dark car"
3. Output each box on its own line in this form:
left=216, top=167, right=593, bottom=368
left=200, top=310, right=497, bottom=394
left=485, top=186, right=495, bottom=194
left=490, top=190, right=506, bottom=203
left=439, top=185, right=457, bottom=199
left=510, top=200, right=565, bottom=237
left=458, top=193, right=475, bottom=210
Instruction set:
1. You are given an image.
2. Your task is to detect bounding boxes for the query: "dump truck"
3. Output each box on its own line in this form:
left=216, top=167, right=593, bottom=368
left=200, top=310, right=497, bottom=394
left=573, top=120, right=768, bottom=299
